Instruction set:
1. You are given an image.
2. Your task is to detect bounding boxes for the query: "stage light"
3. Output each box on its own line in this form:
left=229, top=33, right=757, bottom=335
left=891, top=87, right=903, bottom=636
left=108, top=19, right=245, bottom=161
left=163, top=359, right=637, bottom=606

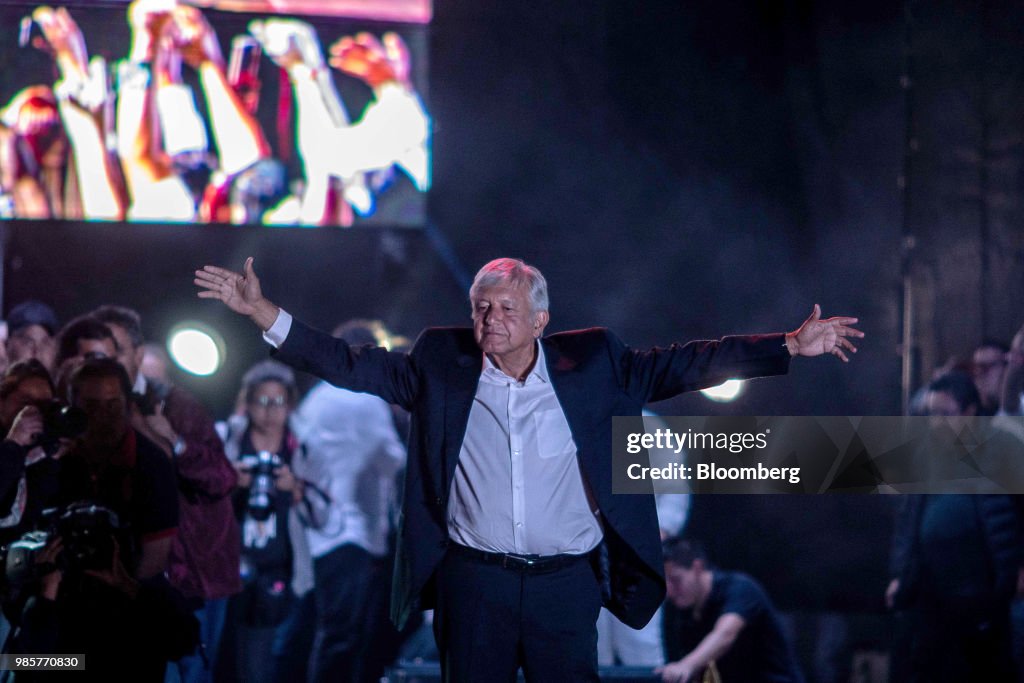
left=700, top=379, right=744, bottom=402
left=168, top=323, right=225, bottom=376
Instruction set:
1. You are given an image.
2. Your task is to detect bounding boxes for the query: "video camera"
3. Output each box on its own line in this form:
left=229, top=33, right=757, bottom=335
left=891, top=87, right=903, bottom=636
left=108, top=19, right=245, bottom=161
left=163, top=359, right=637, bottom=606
left=1, top=503, right=123, bottom=587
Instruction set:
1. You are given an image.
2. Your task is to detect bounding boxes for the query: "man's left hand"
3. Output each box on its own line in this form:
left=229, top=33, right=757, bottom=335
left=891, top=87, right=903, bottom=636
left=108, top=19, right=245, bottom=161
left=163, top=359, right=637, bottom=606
left=785, top=304, right=863, bottom=362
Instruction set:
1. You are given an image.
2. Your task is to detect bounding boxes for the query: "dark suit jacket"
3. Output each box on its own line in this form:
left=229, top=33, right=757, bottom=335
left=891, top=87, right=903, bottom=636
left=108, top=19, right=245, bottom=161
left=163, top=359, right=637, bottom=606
left=274, top=320, right=791, bottom=629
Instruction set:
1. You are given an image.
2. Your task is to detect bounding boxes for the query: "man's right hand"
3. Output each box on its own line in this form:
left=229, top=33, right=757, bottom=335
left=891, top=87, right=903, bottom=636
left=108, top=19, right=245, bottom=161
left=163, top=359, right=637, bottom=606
left=195, top=257, right=280, bottom=330
left=7, top=405, right=43, bottom=448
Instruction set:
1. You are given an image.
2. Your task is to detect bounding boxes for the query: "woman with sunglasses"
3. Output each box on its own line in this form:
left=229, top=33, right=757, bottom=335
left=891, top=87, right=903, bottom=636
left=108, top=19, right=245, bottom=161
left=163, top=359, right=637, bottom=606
left=221, top=360, right=325, bottom=683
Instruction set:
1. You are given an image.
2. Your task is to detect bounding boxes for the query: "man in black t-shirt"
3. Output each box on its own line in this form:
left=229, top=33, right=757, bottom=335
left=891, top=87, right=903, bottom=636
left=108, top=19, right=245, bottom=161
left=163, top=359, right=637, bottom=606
left=657, top=538, right=804, bottom=683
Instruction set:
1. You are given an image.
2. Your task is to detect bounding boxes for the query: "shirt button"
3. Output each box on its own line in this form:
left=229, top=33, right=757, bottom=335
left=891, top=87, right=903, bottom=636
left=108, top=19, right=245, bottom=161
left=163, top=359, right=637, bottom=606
left=515, top=522, right=523, bottom=528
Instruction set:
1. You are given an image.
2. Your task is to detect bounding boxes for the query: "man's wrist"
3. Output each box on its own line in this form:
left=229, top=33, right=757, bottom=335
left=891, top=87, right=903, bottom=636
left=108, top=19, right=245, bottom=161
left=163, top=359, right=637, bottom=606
left=251, top=300, right=281, bottom=332
left=784, top=332, right=799, bottom=357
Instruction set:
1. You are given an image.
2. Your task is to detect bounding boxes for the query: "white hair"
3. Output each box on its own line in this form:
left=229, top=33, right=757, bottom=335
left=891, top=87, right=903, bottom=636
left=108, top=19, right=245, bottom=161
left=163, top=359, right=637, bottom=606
left=469, top=258, right=549, bottom=314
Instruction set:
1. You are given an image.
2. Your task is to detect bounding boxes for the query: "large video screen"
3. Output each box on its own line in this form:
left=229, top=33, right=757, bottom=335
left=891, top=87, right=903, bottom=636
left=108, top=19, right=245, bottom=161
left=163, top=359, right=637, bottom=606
left=0, top=0, right=430, bottom=227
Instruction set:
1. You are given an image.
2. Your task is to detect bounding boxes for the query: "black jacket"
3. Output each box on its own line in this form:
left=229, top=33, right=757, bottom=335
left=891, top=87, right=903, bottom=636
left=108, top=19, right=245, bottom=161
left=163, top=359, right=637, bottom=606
left=890, top=494, right=1024, bottom=608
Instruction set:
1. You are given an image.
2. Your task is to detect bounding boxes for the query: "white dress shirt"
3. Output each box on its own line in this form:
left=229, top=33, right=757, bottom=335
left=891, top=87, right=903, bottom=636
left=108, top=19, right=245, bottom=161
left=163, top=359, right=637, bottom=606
left=447, top=344, right=603, bottom=556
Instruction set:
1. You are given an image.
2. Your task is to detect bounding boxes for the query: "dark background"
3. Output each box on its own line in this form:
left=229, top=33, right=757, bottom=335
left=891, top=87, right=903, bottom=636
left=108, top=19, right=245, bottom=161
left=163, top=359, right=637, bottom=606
left=3, top=0, right=1024, bottom=668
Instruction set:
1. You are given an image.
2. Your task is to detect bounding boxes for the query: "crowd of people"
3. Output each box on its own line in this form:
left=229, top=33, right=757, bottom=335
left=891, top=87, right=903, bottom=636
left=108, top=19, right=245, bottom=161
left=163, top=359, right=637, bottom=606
left=0, top=299, right=415, bottom=682
left=0, top=289, right=1019, bottom=683
left=0, top=1, right=430, bottom=226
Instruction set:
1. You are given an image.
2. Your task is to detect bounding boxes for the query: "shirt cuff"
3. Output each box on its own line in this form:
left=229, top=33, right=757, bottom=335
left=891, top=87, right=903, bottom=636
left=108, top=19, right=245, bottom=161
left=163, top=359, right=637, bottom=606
left=262, top=309, right=293, bottom=348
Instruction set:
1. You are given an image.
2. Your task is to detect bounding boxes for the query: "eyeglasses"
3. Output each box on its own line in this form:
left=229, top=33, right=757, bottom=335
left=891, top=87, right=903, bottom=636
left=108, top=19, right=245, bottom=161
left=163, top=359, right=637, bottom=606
left=251, top=395, right=288, bottom=408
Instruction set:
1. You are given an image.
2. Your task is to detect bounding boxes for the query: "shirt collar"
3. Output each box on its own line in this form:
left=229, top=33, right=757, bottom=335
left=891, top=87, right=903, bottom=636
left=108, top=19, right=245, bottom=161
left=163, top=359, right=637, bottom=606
left=481, top=340, right=549, bottom=385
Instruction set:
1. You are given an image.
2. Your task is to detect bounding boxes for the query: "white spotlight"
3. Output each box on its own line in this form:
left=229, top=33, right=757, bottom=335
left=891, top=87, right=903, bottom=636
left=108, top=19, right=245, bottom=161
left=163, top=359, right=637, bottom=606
left=168, top=324, right=224, bottom=376
left=700, top=379, right=745, bottom=402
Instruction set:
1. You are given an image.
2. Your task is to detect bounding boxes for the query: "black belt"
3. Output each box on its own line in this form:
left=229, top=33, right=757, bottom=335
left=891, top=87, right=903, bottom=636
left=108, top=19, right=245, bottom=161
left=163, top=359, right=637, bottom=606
left=447, top=543, right=590, bottom=574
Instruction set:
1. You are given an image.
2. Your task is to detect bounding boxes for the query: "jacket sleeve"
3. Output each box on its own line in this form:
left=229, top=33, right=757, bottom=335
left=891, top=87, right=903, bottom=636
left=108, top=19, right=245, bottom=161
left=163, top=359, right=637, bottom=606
left=165, top=388, right=237, bottom=500
left=272, top=318, right=420, bottom=410
left=608, top=329, right=791, bottom=404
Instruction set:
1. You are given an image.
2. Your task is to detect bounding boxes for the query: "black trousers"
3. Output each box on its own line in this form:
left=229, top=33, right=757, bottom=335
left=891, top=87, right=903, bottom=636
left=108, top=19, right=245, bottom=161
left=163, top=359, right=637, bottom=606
left=434, top=546, right=603, bottom=683
left=310, top=544, right=375, bottom=683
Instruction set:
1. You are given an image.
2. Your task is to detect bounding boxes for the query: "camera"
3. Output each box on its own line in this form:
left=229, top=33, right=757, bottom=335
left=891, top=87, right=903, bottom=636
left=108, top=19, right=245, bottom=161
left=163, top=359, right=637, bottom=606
left=131, top=382, right=170, bottom=417
left=33, top=400, right=88, bottom=456
left=55, top=503, right=122, bottom=573
left=0, top=503, right=123, bottom=587
left=3, top=530, right=49, bottom=586
left=240, top=451, right=281, bottom=522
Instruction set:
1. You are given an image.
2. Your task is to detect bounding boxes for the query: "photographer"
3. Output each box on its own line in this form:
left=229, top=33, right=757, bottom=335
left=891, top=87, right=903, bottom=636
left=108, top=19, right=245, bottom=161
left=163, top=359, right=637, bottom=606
left=0, top=359, right=65, bottom=649
left=93, top=305, right=240, bottom=683
left=6, top=358, right=195, bottom=681
left=222, top=360, right=324, bottom=683
left=0, top=360, right=64, bottom=546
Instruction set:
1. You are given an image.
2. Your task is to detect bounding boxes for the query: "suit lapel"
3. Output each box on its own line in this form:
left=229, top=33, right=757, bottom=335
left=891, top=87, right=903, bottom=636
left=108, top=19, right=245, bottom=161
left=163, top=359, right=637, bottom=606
left=544, top=337, right=608, bottom=506
left=543, top=337, right=588, bottom=448
left=442, top=350, right=482, bottom=494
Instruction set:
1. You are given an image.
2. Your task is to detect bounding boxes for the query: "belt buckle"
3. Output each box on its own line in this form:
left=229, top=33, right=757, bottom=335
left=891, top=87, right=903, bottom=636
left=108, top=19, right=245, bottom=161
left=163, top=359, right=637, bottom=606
left=502, top=554, right=535, bottom=571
